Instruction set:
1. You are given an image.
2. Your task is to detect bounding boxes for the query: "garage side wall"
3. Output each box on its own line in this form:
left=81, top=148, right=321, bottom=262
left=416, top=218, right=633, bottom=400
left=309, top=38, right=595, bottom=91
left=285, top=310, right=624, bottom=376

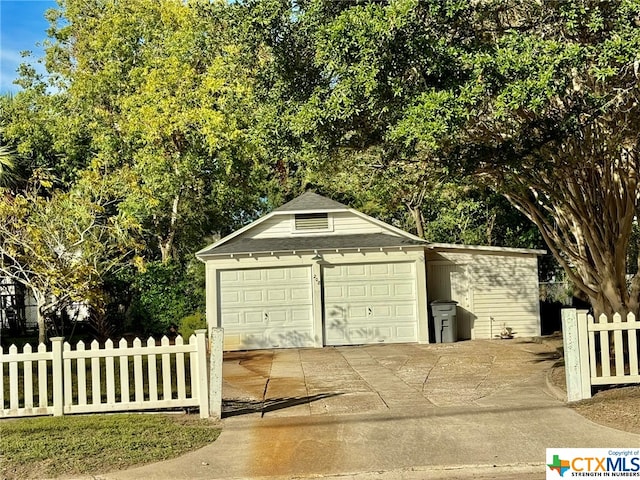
left=426, top=250, right=541, bottom=339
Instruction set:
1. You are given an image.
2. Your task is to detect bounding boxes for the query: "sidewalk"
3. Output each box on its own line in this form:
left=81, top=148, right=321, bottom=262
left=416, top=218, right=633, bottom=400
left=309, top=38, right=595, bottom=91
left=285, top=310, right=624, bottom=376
left=103, top=340, right=640, bottom=480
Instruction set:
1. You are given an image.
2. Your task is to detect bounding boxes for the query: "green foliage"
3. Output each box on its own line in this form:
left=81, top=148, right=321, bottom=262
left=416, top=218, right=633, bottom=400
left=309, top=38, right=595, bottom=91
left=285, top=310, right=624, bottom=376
left=5, top=0, right=637, bottom=322
left=179, top=311, right=207, bottom=341
left=262, top=0, right=639, bottom=316
left=0, top=167, right=142, bottom=342
left=33, top=0, right=270, bottom=262
left=129, top=261, right=204, bottom=336
left=0, top=414, right=220, bottom=479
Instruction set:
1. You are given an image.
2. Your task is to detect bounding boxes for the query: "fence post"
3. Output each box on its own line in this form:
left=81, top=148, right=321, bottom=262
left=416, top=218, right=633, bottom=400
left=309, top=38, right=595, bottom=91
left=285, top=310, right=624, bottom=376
left=51, top=337, right=64, bottom=416
left=195, top=330, right=209, bottom=419
left=209, top=327, right=224, bottom=420
left=576, top=309, right=592, bottom=399
left=561, top=309, right=591, bottom=401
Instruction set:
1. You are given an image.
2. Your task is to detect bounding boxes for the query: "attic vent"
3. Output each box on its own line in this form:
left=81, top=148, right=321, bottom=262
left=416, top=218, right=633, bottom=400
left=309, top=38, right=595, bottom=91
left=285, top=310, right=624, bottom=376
left=294, top=213, right=329, bottom=231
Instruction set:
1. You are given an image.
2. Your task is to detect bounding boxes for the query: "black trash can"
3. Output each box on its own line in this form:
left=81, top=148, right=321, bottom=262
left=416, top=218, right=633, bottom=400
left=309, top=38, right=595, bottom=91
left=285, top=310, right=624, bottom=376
left=430, top=300, right=458, bottom=343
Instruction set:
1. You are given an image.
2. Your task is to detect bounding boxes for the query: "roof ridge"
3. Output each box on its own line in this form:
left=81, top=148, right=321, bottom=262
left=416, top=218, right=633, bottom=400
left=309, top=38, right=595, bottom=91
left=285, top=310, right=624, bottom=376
left=274, top=191, right=349, bottom=212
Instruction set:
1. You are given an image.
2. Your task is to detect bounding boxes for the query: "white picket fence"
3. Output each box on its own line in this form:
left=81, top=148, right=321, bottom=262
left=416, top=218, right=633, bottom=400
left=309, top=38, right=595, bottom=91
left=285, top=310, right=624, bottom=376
left=1, top=330, right=210, bottom=419
left=562, top=309, right=640, bottom=401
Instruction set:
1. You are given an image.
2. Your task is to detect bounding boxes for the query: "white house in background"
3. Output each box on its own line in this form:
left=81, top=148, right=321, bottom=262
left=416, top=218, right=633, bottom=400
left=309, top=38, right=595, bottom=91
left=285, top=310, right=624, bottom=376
left=196, top=191, right=544, bottom=351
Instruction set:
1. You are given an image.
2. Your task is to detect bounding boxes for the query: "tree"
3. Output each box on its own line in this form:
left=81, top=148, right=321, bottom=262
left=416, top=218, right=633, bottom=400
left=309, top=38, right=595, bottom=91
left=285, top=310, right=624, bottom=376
left=266, top=0, right=639, bottom=317
left=0, top=168, right=141, bottom=343
left=449, top=1, right=640, bottom=317
left=42, top=0, right=269, bottom=262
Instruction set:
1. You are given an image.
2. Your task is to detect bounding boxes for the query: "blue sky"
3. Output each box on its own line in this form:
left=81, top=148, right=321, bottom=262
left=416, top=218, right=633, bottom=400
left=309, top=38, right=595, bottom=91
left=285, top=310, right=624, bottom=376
left=1, top=0, right=57, bottom=94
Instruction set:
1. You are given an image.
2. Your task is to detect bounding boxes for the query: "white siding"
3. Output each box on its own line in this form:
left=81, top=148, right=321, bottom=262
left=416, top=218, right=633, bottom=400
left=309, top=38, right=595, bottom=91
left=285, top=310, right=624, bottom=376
left=427, top=249, right=541, bottom=339
left=247, top=216, right=295, bottom=238
left=331, top=211, right=391, bottom=235
left=248, top=211, right=394, bottom=239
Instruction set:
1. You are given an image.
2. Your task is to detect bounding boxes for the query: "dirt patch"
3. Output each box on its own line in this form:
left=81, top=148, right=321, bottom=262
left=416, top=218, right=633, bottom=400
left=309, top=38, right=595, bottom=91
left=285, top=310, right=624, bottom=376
left=549, top=364, right=640, bottom=435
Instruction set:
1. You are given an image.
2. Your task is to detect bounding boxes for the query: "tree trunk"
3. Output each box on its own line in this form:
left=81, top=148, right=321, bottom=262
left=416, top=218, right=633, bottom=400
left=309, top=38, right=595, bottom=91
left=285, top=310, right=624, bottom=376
left=406, top=182, right=428, bottom=239
left=158, top=193, right=180, bottom=264
left=408, top=205, right=426, bottom=239
left=34, top=292, right=47, bottom=345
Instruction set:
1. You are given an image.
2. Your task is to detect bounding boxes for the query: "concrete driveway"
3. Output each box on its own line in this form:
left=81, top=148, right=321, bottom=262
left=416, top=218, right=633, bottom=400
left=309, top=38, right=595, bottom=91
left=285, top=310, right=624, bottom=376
left=222, top=339, right=562, bottom=418
left=108, top=339, right=640, bottom=480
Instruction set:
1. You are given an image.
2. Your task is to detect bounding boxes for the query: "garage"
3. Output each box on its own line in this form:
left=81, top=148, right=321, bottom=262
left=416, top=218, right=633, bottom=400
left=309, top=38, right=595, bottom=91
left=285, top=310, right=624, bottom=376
left=218, top=266, right=314, bottom=350
left=323, top=262, right=418, bottom=346
left=197, top=191, right=542, bottom=350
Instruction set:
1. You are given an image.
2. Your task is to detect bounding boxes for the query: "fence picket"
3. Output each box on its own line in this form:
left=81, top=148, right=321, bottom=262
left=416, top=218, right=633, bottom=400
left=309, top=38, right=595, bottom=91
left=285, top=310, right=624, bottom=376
left=91, top=340, right=101, bottom=405
left=77, top=341, right=87, bottom=406
left=175, top=336, right=186, bottom=400
left=587, top=315, right=597, bottom=378
left=161, top=336, right=172, bottom=400
left=63, top=342, right=72, bottom=409
left=133, top=338, right=143, bottom=403
left=119, top=338, right=130, bottom=403
left=105, top=340, right=116, bottom=405
left=147, top=338, right=158, bottom=403
left=37, top=344, right=48, bottom=408
left=23, top=344, right=33, bottom=409
left=628, top=313, right=639, bottom=376
left=189, top=335, right=198, bottom=400
left=598, top=314, right=611, bottom=377
left=9, top=345, right=19, bottom=410
left=52, top=338, right=63, bottom=416
left=612, top=313, right=625, bottom=376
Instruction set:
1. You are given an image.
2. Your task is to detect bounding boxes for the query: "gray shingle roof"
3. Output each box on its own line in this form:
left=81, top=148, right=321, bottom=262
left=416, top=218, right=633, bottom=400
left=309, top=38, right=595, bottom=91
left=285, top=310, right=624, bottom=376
left=198, top=233, right=426, bottom=256
left=274, top=191, right=349, bottom=212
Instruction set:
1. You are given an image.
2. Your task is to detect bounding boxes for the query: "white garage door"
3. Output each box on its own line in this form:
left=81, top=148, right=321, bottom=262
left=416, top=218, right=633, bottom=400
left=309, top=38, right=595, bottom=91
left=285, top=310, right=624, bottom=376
left=323, top=262, right=418, bottom=346
left=218, top=266, right=314, bottom=350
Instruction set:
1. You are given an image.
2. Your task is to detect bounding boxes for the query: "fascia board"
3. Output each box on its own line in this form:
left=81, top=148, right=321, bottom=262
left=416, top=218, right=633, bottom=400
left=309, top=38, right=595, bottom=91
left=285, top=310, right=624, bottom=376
left=428, top=242, right=547, bottom=255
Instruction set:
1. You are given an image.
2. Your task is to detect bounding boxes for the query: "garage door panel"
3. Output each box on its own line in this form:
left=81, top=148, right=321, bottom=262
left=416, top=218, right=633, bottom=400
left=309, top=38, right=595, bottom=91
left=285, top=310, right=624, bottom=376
left=219, top=270, right=240, bottom=282
left=218, top=266, right=314, bottom=350
left=396, top=325, right=417, bottom=339
left=221, top=311, right=240, bottom=324
left=267, top=289, right=286, bottom=302
left=244, top=290, right=264, bottom=302
left=220, top=291, right=240, bottom=304
left=349, top=306, right=368, bottom=320
left=289, top=268, right=311, bottom=280
left=347, top=265, right=366, bottom=276
left=266, top=269, right=286, bottom=281
left=244, top=311, right=264, bottom=324
left=243, top=270, right=262, bottom=281
left=323, top=262, right=418, bottom=346
left=370, top=264, right=390, bottom=275
left=348, top=285, right=367, bottom=297
left=371, top=284, right=390, bottom=296
left=372, top=326, right=392, bottom=338
left=291, top=288, right=312, bottom=301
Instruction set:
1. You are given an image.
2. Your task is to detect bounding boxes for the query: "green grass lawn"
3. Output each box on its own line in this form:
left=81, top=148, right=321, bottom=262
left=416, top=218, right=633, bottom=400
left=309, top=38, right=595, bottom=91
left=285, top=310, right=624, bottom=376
left=0, top=413, right=221, bottom=479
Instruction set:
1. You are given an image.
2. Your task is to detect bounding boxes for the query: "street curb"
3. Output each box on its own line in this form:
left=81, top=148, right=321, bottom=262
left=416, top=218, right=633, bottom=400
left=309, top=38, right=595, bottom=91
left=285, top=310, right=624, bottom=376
left=545, top=360, right=567, bottom=403
left=266, top=463, right=546, bottom=479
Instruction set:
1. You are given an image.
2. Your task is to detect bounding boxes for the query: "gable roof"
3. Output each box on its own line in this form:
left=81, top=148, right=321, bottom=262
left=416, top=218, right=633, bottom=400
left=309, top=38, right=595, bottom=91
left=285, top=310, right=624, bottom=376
left=196, top=191, right=425, bottom=258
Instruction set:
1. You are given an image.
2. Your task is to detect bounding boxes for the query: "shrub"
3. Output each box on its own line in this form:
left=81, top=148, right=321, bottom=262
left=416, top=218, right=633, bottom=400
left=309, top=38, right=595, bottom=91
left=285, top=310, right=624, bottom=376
left=128, top=261, right=205, bottom=336
left=179, top=311, right=207, bottom=340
